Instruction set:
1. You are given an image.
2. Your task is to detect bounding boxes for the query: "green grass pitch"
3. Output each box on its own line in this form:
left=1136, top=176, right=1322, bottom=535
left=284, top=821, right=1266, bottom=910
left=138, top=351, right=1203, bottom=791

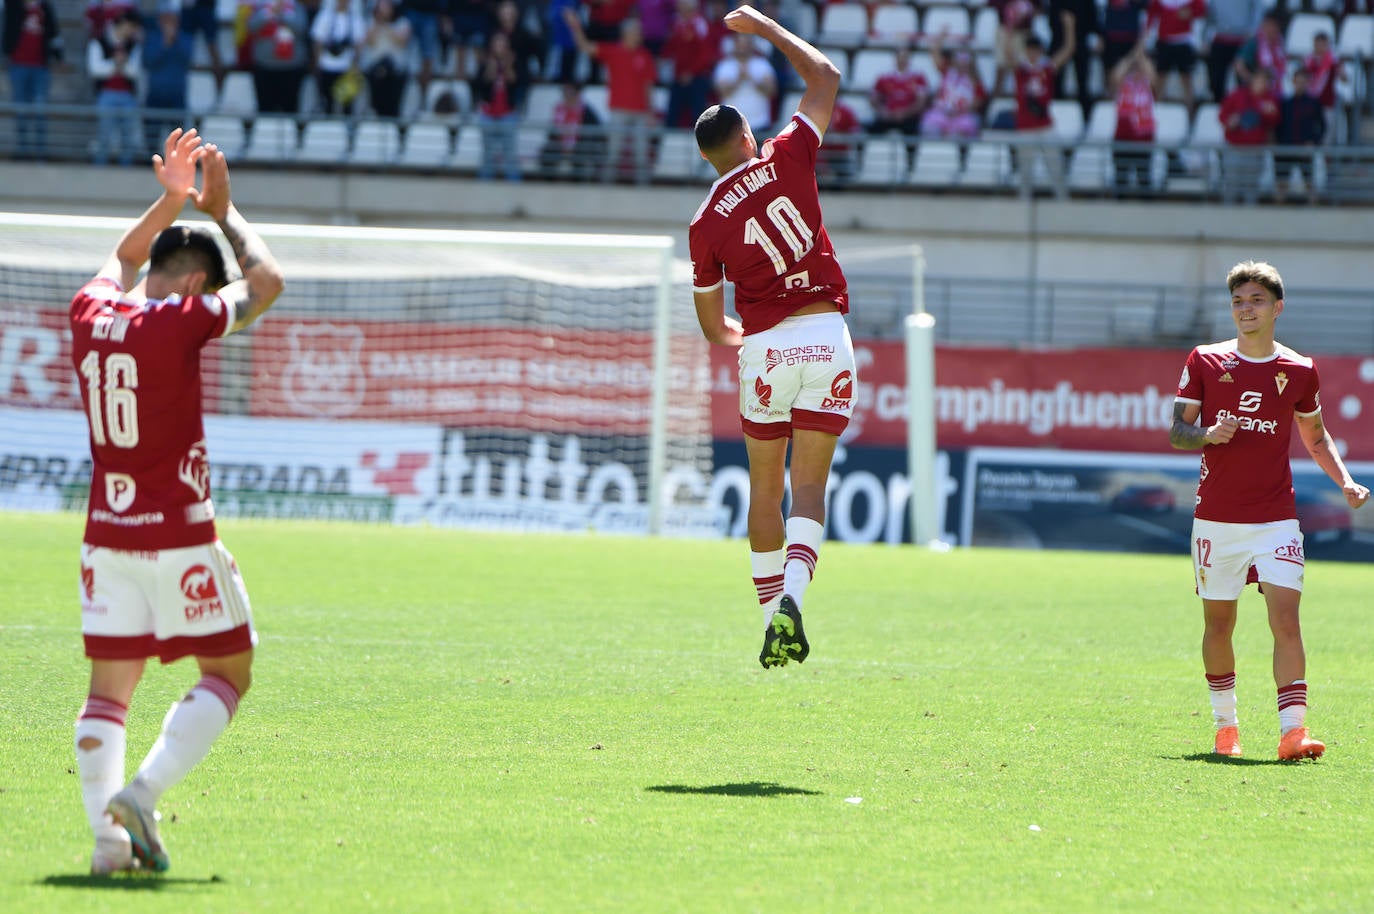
left=2, top=511, right=1372, bottom=913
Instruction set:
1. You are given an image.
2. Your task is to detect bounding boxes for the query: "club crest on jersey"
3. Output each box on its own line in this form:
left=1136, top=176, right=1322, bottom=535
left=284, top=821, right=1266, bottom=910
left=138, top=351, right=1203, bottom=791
left=1275, top=371, right=1289, bottom=395
left=105, top=472, right=136, bottom=513
left=282, top=323, right=367, bottom=418
left=180, top=564, right=225, bottom=621
left=179, top=439, right=211, bottom=500
left=754, top=375, right=773, bottom=408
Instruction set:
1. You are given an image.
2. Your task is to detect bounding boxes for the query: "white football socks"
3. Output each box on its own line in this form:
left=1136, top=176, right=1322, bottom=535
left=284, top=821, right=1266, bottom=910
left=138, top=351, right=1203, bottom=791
left=783, top=516, right=824, bottom=609
left=75, top=698, right=128, bottom=842
left=133, top=675, right=240, bottom=802
left=751, top=549, right=785, bottom=628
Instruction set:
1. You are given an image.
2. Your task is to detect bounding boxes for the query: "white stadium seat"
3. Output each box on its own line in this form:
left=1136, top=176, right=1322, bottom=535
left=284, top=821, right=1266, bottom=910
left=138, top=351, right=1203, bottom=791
left=818, top=3, right=869, bottom=50
left=242, top=116, right=298, bottom=162
left=868, top=5, right=920, bottom=48
left=296, top=120, right=351, bottom=164
left=351, top=121, right=401, bottom=166
left=397, top=122, right=453, bottom=168
left=197, top=115, right=246, bottom=160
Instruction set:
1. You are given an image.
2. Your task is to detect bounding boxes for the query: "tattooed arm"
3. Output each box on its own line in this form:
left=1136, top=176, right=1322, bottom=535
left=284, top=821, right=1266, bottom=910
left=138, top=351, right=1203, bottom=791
left=1296, top=410, right=1371, bottom=509
left=191, top=145, right=285, bottom=333
left=1170, top=400, right=1238, bottom=450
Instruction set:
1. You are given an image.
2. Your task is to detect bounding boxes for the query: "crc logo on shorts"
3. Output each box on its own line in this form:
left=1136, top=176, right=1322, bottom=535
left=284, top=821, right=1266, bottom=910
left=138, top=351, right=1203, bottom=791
left=765, top=349, right=783, bottom=373
left=1238, top=391, right=1263, bottom=413
left=820, top=370, right=853, bottom=410
left=105, top=473, right=136, bottom=513
left=1274, top=539, right=1305, bottom=566
left=754, top=375, right=773, bottom=408
left=180, top=565, right=225, bottom=622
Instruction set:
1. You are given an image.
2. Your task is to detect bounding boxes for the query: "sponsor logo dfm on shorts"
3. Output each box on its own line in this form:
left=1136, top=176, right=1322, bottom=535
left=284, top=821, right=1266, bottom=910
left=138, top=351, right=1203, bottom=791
left=821, top=370, right=853, bottom=411
left=180, top=564, right=225, bottom=622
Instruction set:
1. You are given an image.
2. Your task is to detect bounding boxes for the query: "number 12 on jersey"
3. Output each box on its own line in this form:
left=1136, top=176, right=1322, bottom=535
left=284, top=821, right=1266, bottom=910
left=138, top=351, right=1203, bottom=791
left=743, top=195, right=815, bottom=283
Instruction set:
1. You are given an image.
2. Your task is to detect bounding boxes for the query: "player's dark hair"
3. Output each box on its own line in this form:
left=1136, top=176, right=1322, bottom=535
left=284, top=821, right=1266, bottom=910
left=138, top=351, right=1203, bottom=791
left=695, top=104, right=745, bottom=153
left=149, top=226, right=229, bottom=291
left=1226, top=261, right=1284, bottom=301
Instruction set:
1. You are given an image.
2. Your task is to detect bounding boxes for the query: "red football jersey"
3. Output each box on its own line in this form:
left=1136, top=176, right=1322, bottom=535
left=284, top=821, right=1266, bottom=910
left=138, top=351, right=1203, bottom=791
left=69, top=278, right=235, bottom=550
left=689, top=114, right=849, bottom=335
left=873, top=70, right=929, bottom=113
left=1014, top=60, right=1056, bottom=130
left=1175, top=341, right=1321, bottom=524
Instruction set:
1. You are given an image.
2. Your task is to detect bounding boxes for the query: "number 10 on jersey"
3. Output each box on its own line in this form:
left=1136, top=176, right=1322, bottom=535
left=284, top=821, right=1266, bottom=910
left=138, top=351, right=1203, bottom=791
left=744, top=195, right=815, bottom=287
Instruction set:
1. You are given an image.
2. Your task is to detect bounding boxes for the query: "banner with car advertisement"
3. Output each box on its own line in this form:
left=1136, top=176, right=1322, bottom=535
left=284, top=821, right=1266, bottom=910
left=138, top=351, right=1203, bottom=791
left=957, top=448, right=1374, bottom=561
left=708, top=343, right=1374, bottom=460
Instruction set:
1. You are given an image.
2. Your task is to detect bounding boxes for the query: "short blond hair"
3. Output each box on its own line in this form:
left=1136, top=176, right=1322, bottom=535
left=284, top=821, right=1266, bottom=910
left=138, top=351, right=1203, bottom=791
left=1226, top=260, right=1284, bottom=301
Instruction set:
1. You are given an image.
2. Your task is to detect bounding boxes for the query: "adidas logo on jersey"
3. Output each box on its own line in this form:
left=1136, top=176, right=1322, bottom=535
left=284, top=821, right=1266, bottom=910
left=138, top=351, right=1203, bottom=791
left=1218, top=371, right=1234, bottom=383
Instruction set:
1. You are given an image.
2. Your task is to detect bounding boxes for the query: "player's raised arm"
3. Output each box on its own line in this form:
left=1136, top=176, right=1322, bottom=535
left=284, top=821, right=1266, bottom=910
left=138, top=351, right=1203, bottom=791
left=191, top=146, right=285, bottom=333
left=723, top=5, right=839, bottom=135
left=96, top=128, right=205, bottom=290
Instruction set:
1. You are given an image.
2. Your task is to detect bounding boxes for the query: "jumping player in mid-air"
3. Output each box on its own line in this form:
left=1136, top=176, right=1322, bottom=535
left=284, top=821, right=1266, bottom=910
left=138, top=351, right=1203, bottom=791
left=70, top=127, right=284, bottom=873
left=1171, top=260, right=1367, bottom=761
left=688, top=5, right=857, bottom=668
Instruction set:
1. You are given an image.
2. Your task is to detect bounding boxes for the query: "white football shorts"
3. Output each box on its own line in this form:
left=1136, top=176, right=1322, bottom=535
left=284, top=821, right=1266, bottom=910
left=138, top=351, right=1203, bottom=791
left=738, top=310, right=857, bottom=439
left=80, top=540, right=258, bottom=663
left=1191, top=518, right=1305, bottom=600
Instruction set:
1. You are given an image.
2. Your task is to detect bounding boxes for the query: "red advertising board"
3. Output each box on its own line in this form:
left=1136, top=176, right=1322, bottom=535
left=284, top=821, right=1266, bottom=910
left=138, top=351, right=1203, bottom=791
left=710, top=342, right=1374, bottom=459
left=248, top=320, right=706, bottom=434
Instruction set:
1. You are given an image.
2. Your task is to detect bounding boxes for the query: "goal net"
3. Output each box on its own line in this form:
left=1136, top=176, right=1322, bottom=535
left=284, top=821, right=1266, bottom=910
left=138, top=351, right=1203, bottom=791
left=0, top=213, right=721, bottom=536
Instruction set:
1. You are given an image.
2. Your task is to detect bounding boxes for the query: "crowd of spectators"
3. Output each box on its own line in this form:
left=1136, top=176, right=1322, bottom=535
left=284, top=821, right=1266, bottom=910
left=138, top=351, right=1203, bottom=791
left=0, top=0, right=1369, bottom=195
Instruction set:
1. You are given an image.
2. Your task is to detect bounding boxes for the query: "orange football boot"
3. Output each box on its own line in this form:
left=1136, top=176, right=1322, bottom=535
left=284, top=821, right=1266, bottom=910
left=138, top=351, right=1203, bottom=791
left=1277, top=727, right=1326, bottom=761
left=1213, top=725, right=1242, bottom=757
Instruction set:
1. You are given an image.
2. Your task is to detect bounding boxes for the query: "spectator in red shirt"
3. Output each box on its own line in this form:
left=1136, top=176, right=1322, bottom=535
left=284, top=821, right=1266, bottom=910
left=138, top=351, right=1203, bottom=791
left=4, top=0, right=64, bottom=160
left=1303, top=32, right=1347, bottom=142
left=1110, top=44, right=1158, bottom=195
left=817, top=96, right=862, bottom=185
left=663, top=0, right=717, bottom=128
left=1012, top=32, right=1074, bottom=196
left=1146, top=0, right=1206, bottom=112
left=1218, top=68, right=1279, bottom=203
left=564, top=8, right=659, bottom=183
left=583, top=0, right=636, bottom=82
left=471, top=30, right=525, bottom=181
left=539, top=81, right=606, bottom=179
left=869, top=43, right=929, bottom=165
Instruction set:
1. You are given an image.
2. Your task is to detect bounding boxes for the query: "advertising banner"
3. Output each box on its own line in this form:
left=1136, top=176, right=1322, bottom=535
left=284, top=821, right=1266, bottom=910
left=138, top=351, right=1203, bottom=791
left=247, top=320, right=708, bottom=434
left=960, top=448, right=1374, bottom=561
left=0, top=406, right=440, bottom=521
left=709, top=343, right=1374, bottom=460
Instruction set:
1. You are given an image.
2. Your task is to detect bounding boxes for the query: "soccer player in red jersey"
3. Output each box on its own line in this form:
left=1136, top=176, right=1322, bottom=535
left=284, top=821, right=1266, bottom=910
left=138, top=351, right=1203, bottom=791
left=70, top=127, right=285, bottom=873
left=1171, top=261, right=1368, bottom=761
left=689, top=5, right=855, bottom=669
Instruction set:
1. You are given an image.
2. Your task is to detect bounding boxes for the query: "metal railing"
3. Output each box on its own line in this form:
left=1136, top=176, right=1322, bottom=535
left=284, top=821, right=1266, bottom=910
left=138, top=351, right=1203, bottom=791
left=5, top=101, right=1374, bottom=205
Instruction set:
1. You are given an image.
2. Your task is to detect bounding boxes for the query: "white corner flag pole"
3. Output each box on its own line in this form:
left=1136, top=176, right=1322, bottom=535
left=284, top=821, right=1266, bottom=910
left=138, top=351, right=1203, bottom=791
left=904, top=246, right=941, bottom=548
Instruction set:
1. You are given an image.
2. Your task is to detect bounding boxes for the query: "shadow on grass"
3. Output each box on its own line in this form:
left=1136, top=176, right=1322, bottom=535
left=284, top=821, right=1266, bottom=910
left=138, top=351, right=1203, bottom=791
left=1167, top=753, right=1298, bottom=767
left=38, top=873, right=223, bottom=891
left=645, top=782, right=822, bottom=797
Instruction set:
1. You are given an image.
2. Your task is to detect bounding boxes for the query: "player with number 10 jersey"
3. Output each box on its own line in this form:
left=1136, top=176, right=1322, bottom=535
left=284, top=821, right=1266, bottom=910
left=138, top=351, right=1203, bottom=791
left=688, top=112, right=848, bottom=335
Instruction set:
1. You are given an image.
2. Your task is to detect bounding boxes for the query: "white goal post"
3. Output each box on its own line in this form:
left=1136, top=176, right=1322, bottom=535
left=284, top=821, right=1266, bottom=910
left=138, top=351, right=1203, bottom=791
left=0, top=213, right=719, bottom=536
